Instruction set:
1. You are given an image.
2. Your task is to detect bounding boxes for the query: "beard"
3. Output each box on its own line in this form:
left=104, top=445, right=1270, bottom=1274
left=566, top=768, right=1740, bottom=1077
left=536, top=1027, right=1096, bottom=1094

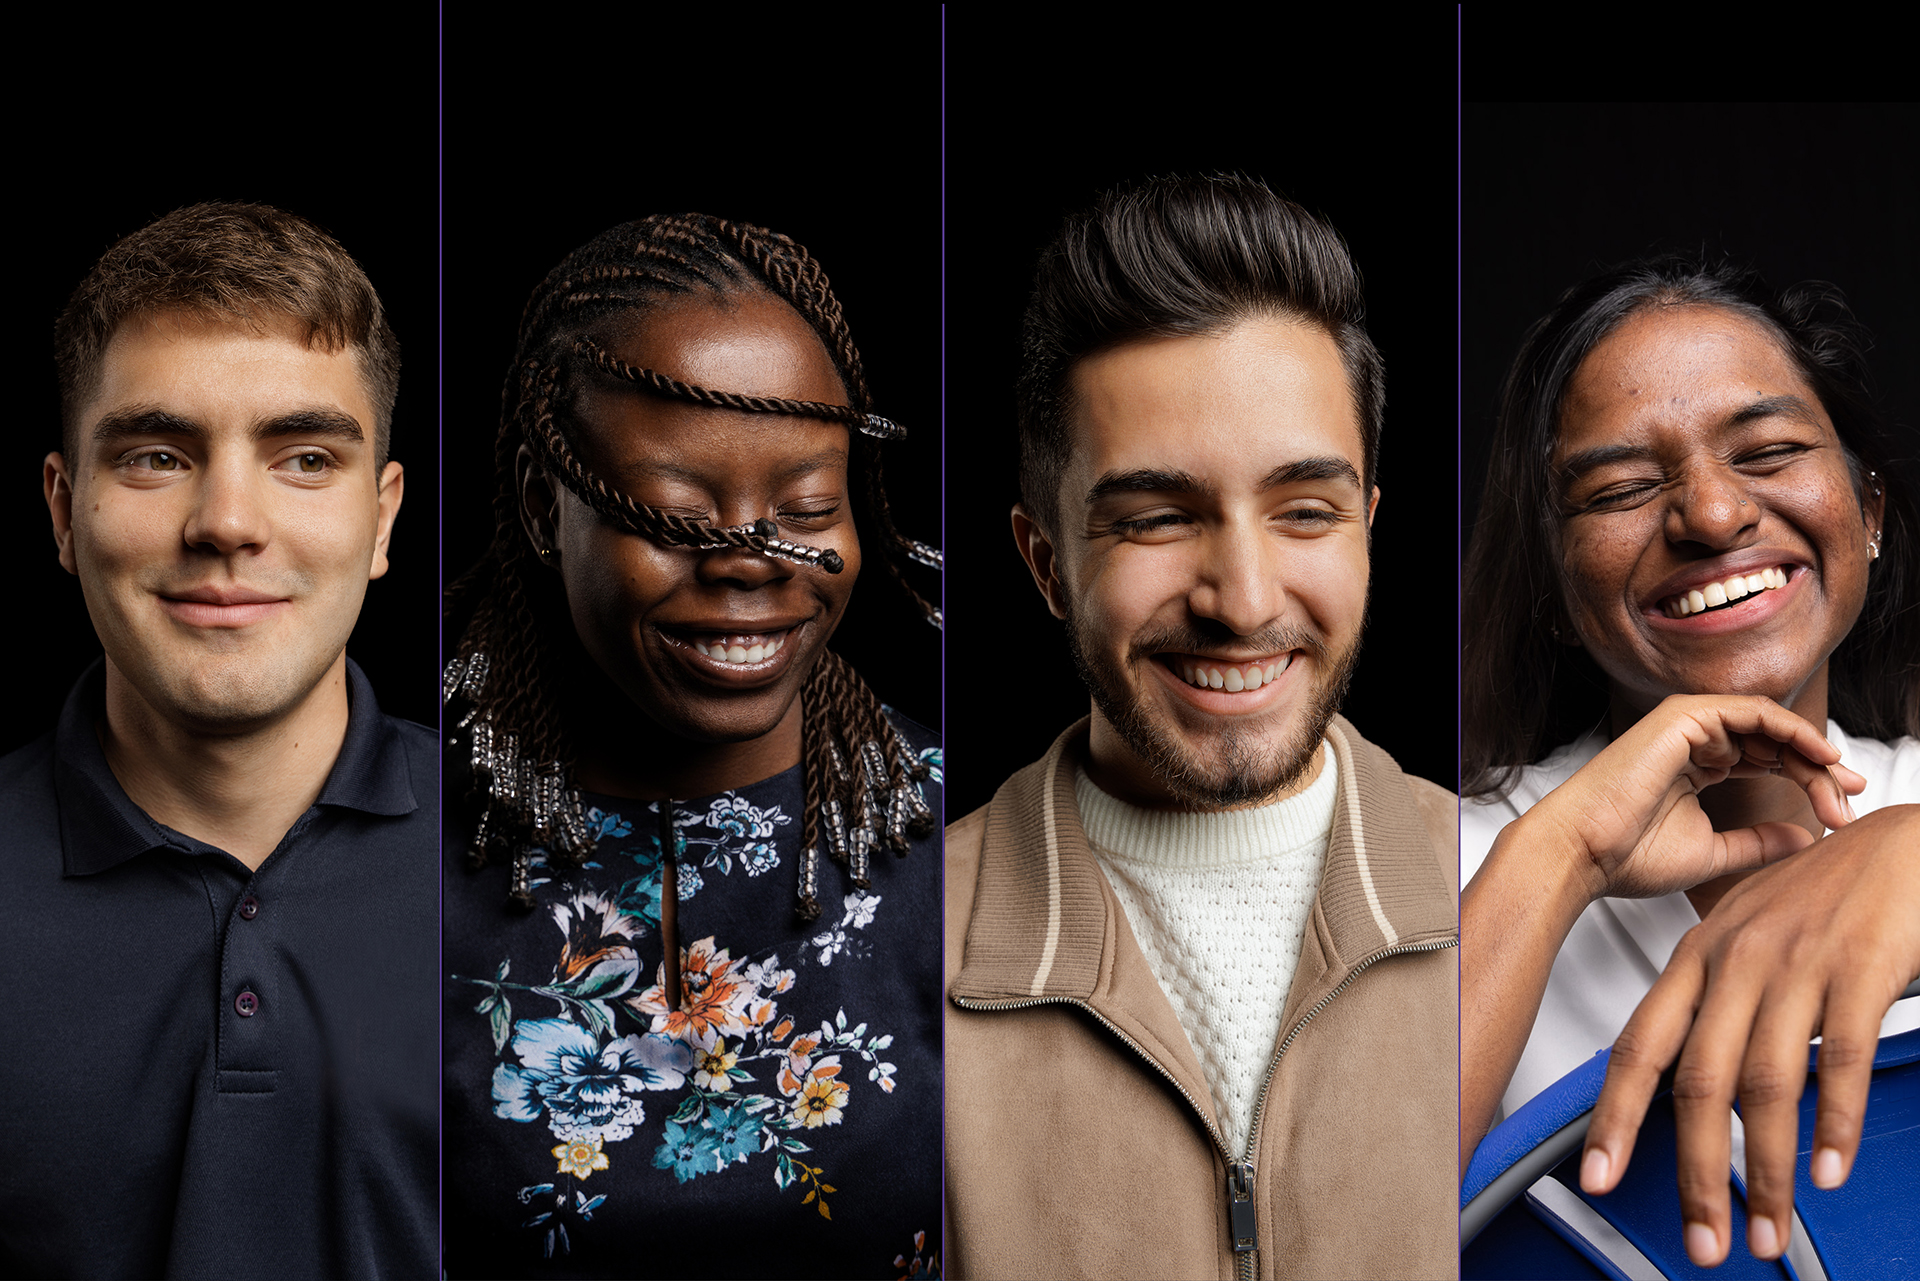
left=1062, top=606, right=1364, bottom=809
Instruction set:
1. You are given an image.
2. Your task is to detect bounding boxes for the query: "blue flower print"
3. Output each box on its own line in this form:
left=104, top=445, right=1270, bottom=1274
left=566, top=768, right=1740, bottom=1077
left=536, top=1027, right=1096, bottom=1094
left=706, top=795, right=781, bottom=841
left=653, top=1118, right=722, bottom=1184
left=740, top=842, right=780, bottom=877
left=494, top=1019, right=693, bottom=1143
left=704, top=1099, right=759, bottom=1168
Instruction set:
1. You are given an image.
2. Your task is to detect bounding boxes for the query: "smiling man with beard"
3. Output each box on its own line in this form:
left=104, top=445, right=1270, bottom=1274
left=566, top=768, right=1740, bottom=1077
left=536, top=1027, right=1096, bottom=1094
left=944, top=176, right=1458, bottom=1279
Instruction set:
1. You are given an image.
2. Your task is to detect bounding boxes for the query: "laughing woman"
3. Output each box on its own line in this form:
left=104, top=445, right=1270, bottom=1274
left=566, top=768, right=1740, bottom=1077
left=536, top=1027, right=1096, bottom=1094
left=441, top=217, right=942, bottom=1278
left=1460, top=258, right=1920, bottom=1268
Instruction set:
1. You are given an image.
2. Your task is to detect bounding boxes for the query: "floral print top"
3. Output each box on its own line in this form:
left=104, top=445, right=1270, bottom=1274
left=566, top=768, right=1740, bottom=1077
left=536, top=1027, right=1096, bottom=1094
left=444, top=721, right=942, bottom=1280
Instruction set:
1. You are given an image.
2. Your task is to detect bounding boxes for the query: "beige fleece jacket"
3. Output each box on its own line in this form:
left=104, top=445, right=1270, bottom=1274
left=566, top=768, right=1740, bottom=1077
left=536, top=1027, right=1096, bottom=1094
left=945, top=715, right=1459, bottom=1279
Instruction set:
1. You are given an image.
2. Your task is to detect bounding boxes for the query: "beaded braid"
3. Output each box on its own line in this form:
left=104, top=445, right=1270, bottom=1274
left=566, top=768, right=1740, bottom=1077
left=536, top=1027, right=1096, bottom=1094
left=445, top=214, right=939, bottom=917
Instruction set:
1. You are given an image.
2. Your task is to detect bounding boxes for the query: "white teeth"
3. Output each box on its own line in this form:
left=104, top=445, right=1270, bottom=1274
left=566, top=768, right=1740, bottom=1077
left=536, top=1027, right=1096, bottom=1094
left=1665, top=566, right=1791, bottom=617
left=1178, top=655, right=1290, bottom=691
left=695, top=634, right=785, bottom=664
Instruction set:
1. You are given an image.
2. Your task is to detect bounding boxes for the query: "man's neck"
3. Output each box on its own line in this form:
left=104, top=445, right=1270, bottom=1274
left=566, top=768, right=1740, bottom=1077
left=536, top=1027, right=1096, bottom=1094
left=98, top=654, right=353, bottom=871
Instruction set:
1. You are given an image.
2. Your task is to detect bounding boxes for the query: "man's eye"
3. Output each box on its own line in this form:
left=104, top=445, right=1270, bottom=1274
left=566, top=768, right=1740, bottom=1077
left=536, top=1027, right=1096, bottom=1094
left=285, top=453, right=331, bottom=474
left=142, top=451, right=182, bottom=471
left=1111, top=513, right=1189, bottom=534
left=1279, top=507, right=1339, bottom=527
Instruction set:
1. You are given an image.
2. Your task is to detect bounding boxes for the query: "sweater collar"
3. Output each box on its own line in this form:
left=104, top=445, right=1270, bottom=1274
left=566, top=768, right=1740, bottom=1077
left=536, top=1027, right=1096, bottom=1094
left=950, top=714, right=1456, bottom=1007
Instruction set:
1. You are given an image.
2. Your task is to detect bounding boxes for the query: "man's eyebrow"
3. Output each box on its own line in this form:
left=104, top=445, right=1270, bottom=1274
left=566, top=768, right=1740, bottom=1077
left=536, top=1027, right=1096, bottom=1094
left=1260, top=456, right=1362, bottom=490
left=1086, top=468, right=1208, bottom=506
left=252, top=409, right=365, bottom=444
left=91, top=407, right=206, bottom=446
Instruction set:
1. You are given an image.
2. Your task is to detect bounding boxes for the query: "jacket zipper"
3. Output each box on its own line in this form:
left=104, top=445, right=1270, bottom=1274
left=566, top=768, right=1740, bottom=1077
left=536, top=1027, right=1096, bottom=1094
left=956, top=934, right=1458, bottom=1281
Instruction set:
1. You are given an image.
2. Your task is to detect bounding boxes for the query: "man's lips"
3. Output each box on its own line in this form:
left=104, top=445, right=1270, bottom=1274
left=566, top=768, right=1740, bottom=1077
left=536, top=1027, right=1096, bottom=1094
left=1151, top=649, right=1302, bottom=714
left=157, top=586, right=291, bottom=629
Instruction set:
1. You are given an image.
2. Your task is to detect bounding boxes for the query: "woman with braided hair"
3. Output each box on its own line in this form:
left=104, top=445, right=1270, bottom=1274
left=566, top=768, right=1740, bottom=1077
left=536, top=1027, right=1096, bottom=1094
left=442, top=215, right=942, bottom=1277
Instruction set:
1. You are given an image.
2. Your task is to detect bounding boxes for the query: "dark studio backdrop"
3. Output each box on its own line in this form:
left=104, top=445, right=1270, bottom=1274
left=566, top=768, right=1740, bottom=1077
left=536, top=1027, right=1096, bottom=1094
left=941, top=17, right=1463, bottom=817
left=439, top=13, right=943, bottom=745
left=9, top=22, right=442, bottom=755
left=1463, top=102, right=1920, bottom=563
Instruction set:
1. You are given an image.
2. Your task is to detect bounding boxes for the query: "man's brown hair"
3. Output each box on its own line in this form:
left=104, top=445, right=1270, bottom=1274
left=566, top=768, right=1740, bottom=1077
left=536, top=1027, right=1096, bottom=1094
left=53, top=201, right=401, bottom=461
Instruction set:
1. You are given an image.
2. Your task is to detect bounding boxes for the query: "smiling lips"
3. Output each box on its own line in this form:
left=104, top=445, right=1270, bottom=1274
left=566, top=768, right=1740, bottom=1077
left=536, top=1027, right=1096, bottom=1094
left=685, top=630, right=790, bottom=665
left=1167, top=653, right=1294, bottom=693
left=1657, top=564, right=1792, bottom=619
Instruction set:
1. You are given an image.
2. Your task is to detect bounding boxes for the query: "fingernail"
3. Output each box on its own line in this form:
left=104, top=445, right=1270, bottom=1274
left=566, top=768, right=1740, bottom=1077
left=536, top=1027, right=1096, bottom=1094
left=1749, top=1215, right=1780, bottom=1258
left=1812, top=1146, right=1845, bottom=1188
left=1580, top=1147, right=1610, bottom=1191
left=1686, top=1222, right=1719, bottom=1265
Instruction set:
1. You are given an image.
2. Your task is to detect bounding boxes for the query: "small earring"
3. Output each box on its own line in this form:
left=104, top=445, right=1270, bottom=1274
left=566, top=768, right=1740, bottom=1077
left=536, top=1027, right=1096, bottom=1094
left=1870, top=531, right=1882, bottom=561
left=538, top=545, right=557, bottom=563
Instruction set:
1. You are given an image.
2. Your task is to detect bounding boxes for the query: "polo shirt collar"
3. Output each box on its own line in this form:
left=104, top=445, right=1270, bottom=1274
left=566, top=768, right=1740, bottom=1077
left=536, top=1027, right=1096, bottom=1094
left=53, top=656, right=416, bottom=877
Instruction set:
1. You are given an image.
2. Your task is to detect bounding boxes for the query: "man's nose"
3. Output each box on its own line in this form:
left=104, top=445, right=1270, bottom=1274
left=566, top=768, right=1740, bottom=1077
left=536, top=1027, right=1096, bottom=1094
left=1188, top=526, right=1284, bottom=635
left=1665, top=464, right=1761, bottom=549
left=183, top=459, right=272, bottom=555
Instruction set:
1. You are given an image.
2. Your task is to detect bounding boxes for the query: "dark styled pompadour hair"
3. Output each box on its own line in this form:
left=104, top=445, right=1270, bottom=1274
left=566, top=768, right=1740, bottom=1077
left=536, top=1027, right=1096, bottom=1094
left=1015, top=173, right=1384, bottom=533
left=1463, top=255, right=1920, bottom=798
left=53, top=201, right=401, bottom=461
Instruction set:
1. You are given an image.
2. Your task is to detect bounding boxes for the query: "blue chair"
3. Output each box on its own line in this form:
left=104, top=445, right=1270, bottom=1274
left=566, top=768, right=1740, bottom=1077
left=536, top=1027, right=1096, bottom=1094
left=1462, top=1024, right=1920, bottom=1280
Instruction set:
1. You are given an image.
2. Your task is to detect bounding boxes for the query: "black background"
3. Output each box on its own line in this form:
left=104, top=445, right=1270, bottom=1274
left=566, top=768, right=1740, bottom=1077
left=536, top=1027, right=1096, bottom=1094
left=9, top=21, right=442, bottom=754
left=440, top=13, right=944, bottom=741
left=942, top=16, right=1463, bottom=817
left=1462, top=103, right=1920, bottom=536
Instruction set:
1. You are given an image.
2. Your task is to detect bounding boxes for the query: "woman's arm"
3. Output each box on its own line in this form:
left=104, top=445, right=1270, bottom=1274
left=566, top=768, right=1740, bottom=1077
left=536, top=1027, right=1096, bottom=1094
left=1460, top=695, right=1857, bottom=1177
left=1581, top=802, right=1920, bottom=1268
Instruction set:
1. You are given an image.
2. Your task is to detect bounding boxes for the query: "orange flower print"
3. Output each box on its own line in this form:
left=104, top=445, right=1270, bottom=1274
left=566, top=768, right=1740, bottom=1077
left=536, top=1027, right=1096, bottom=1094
left=627, top=936, right=754, bottom=1043
left=792, top=1057, right=849, bottom=1128
left=552, top=1135, right=610, bottom=1179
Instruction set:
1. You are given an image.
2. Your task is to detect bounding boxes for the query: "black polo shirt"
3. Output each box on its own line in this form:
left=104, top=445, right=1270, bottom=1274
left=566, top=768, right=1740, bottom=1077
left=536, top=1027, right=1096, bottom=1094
left=0, top=659, right=438, bottom=1280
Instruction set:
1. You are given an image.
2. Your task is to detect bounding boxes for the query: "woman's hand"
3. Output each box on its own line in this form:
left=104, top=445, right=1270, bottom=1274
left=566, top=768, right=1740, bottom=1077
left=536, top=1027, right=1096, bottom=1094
left=1580, top=803, right=1920, bottom=1268
left=1461, top=694, right=1862, bottom=1175
left=1529, top=694, right=1858, bottom=903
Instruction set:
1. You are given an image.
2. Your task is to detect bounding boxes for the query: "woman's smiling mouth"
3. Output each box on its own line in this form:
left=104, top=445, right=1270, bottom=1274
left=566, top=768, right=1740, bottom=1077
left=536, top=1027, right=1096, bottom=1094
left=657, top=624, right=802, bottom=683
left=1657, top=564, right=1793, bottom=618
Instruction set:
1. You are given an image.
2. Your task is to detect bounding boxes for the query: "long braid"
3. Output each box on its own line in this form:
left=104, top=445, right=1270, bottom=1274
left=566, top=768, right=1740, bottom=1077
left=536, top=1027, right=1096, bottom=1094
left=445, top=214, right=938, bottom=916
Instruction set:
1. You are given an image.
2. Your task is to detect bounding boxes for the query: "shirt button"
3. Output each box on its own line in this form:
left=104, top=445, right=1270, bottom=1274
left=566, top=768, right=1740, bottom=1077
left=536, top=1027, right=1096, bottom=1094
left=235, top=989, right=260, bottom=1018
left=238, top=894, right=260, bottom=920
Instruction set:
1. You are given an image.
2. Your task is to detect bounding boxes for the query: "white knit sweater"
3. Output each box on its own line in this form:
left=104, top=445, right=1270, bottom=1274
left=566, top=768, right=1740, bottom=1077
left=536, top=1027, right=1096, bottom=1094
left=1077, top=743, right=1336, bottom=1158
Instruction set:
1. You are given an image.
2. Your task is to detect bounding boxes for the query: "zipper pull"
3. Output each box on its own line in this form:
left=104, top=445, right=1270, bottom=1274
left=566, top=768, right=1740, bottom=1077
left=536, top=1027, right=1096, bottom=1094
left=1226, top=1161, right=1257, bottom=1254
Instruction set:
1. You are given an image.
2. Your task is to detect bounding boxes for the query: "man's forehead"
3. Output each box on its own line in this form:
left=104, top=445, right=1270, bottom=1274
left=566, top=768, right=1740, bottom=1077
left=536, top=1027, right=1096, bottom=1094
left=84, top=310, right=372, bottom=431
left=1062, top=315, right=1364, bottom=492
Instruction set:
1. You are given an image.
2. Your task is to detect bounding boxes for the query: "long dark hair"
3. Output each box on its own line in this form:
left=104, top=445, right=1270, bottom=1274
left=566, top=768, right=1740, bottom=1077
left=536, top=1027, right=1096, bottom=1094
left=1463, top=255, right=1920, bottom=798
left=445, top=215, right=940, bottom=914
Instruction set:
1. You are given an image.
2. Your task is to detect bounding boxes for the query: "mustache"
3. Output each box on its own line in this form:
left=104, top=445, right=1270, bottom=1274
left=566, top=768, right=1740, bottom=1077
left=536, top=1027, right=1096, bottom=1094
left=1126, top=620, right=1329, bottom=664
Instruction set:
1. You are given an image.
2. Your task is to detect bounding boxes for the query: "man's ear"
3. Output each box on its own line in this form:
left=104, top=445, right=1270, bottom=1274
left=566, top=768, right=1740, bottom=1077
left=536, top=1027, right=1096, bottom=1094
left=367, top=461, right=406, bottom=581
left=1366, top=485, right=1380, bottom=528
left=517, top=443, right=562, bottom=565
left=44, top=453, right=78, bottom=576
left=1011, top=503, right=1070, bottom=620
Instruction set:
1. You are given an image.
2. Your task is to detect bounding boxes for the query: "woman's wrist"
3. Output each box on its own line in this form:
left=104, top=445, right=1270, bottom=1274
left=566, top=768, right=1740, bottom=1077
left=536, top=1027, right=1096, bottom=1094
left=1474, top=804, right=1603, bottom=926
